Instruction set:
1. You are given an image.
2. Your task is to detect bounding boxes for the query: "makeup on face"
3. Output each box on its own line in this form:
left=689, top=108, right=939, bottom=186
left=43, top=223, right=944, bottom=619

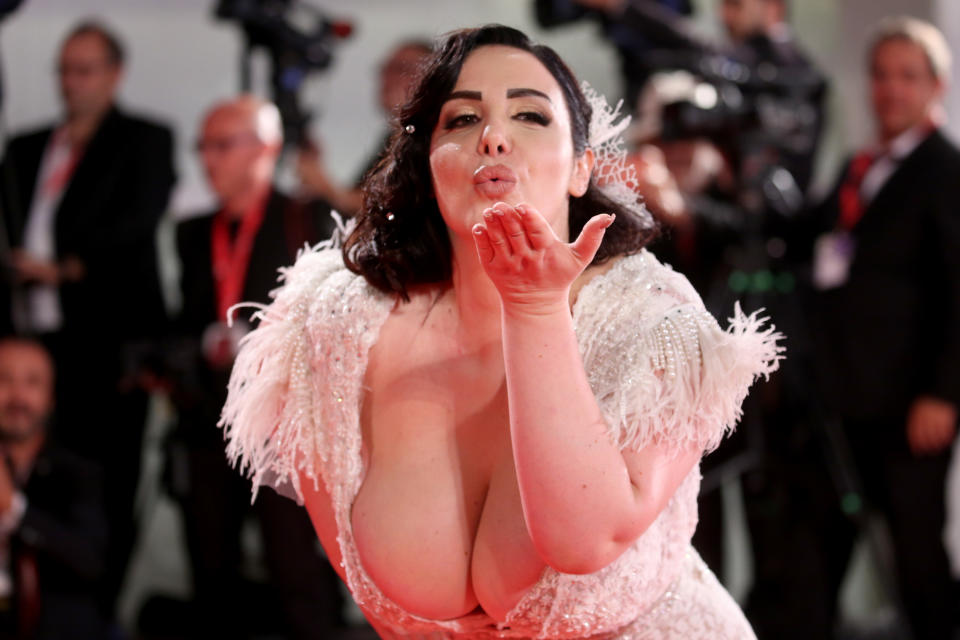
left=429, top=46, right=580, bottom=238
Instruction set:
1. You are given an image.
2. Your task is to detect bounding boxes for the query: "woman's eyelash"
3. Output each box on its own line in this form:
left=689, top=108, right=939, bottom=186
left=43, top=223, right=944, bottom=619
left=516, top=111, right=551, bottom=125
left=444, top=114, right=478, bottom=129
left=442, top=111, right=551, bottom=130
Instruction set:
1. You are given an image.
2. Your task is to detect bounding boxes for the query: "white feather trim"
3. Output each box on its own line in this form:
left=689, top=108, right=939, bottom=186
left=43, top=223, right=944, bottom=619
left=219, top=243, right=345, bottom=503
left=610, top=302, right=784, bottom=455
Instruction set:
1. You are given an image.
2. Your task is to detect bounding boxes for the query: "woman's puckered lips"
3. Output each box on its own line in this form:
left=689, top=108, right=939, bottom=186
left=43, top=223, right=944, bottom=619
left=473, top=164, right=517, bottom=198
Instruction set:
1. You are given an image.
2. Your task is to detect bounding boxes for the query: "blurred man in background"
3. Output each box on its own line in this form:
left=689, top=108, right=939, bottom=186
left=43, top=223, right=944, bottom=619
left=0, top=20, right=175, bottom=625
left=803, top=17, right=960, bottom=639
left=168, top=95, right=341, bottom=639
left=0, top=335, right=107, bottom=640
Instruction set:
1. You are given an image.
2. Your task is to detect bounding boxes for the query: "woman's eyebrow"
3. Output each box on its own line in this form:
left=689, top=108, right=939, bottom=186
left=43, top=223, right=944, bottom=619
left=507, top=88, right=551, bottom=102
left=443, top=88, right=552, bottom=104
left=444, top=90, right=482, bottom=103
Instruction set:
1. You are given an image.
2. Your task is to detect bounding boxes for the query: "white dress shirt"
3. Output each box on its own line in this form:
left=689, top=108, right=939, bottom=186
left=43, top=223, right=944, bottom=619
left=13, top=128, right=77, bottom=334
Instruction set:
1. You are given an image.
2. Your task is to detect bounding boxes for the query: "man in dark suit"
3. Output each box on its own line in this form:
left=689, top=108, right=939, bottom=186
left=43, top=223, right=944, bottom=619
left=0, top=21, right=175, bottom=621
left=170, top=96, right=341, bottom=639
left=804, top=17, right=960, bottom=639
left=0, top=335, right=108, bottom=640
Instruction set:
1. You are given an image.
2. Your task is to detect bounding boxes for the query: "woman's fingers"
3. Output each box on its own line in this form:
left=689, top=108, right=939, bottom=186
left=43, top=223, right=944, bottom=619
left=515, top=203, right=557, bottom=251
left=473, top=223, right=496, bottom=264
left=492, top=202, right=532, bottom=255
left=571, top=213, right=615, bottom=265
left=482, top=208, right=512, bottom=257
left=476, top=204, right=611, bottom=279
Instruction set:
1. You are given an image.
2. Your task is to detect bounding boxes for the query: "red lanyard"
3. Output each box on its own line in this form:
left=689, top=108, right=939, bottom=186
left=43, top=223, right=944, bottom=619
left=41, top=129, right=82, bottom=198
left=211, top=200, right=267, bottom=321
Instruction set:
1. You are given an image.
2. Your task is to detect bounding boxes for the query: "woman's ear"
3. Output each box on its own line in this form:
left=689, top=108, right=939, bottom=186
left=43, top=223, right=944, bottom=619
left=569, top=148, right=594, bottom=198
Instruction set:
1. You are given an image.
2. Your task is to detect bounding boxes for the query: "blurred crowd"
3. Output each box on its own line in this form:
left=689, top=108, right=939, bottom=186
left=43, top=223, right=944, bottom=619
left=0, top=1, right=957, bottom=639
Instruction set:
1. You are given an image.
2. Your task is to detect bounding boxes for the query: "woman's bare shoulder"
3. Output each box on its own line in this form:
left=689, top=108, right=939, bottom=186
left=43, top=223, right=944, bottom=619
left=368, top=284, right=450, bottom=368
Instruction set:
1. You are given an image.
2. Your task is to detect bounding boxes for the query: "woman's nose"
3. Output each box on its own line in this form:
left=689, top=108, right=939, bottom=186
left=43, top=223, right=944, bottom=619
left=478, top=122, right=510, bottom=156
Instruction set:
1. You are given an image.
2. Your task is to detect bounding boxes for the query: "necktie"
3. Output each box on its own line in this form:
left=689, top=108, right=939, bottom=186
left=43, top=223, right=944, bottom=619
left=837, top=150, right=875, bottom=230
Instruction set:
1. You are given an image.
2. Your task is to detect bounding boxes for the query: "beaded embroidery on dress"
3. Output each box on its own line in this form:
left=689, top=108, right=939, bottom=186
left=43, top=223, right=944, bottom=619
left=221, top=244, right=779, bottom=639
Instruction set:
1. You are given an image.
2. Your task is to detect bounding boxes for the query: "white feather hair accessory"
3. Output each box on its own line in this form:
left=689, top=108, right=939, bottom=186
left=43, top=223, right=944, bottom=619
left=582, top=81, right=655, bottom=229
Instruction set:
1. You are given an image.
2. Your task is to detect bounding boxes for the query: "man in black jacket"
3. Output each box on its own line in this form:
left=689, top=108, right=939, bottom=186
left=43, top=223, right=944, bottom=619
left=0, top=335, right=107, bottom=640
left=170, top=95, right=341, bottom=639
left=804, top=17, right=960, bottom=639
left=0, top=21, right=175, bottom=621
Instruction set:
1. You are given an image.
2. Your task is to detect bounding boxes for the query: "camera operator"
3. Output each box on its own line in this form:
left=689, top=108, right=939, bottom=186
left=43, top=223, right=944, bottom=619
left=612, top=0, right=827, bottom=277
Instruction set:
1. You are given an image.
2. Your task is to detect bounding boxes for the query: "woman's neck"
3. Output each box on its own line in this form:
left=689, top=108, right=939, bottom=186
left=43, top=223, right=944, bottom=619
left=446, top=233, right=503, bottom=344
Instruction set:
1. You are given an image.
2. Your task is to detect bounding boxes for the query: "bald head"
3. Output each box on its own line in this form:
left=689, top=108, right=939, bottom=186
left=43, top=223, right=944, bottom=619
left=204, top=95, right=283, bottom=147
left=198, top=95, right=283, bottom=210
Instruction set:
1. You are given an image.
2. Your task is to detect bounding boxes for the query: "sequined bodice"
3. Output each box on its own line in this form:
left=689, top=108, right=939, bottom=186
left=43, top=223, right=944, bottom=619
left=222, top=248, right=780, bottom=639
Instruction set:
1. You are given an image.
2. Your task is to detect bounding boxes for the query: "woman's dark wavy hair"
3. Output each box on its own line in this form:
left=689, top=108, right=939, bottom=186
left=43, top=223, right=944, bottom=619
left=343, top=24, right=658, bottom=299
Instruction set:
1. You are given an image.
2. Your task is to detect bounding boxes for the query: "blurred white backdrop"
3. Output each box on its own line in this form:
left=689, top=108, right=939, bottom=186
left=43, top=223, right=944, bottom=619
left=2, top=0, right=957, bottom=215
left=1, top=0, right=621, bottom=217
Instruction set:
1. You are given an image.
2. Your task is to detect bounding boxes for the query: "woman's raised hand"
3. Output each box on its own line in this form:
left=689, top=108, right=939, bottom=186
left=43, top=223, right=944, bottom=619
left=472, top=202, right=614, bottom=314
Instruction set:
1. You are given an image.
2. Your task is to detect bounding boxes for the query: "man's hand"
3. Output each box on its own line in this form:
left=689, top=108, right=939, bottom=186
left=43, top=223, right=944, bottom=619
left=9, top=250, right=85, bottom=285
left=627, top=145, right=690, bottom=227
left=906, top=396, right=958, bottom=456
left=59, top=255, right=86, bottom=282
left=10, top=250, right=60, bottom=285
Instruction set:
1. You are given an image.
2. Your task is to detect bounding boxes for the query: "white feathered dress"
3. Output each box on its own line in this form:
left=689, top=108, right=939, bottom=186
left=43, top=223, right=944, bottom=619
left=220, top=247, right=781, bottom=639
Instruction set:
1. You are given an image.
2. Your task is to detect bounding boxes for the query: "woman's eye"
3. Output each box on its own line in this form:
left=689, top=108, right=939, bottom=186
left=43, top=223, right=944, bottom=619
left=444, top=113, right=479, bottom=130
left=516, top=111, right=551, bottom=126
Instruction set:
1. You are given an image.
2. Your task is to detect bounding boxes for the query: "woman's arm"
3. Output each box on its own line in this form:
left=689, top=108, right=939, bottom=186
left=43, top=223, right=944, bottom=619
left=473, top=202, right=701, bottom=575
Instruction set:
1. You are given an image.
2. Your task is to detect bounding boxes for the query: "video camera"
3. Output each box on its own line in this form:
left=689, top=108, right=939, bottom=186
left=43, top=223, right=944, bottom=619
left=657, top=53, right=822, bottom=151
left=214, top=0, right=353, bottom=146
left=647, top=48, right=825, bottom=219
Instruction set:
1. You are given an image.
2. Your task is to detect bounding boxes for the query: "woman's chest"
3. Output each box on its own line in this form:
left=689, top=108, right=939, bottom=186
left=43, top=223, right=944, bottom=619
left=350, top=329, right=544, bottom=620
